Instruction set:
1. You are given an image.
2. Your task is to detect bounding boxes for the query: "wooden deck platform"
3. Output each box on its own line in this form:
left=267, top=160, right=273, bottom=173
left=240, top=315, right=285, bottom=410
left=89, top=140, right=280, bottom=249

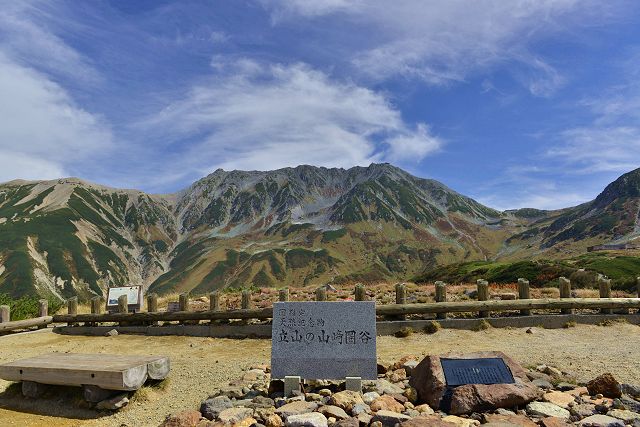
left=0, top=353, right=170, bottom=391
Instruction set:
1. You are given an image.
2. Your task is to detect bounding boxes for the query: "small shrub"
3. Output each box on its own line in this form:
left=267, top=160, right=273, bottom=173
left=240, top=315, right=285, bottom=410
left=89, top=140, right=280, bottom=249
left=395, top=327, right=414, bottom=338
left=599, top=318, right=628, bottom=327
left=424, top=320, right=441, bottom=334
left=564, top=321, right=577, bottom=328
left=475, top=319, right=491, bottom=331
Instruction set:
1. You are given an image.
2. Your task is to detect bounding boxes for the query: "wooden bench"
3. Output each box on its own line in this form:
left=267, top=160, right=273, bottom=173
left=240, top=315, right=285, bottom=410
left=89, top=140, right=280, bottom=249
left=0, top=353, right=170, bottom=400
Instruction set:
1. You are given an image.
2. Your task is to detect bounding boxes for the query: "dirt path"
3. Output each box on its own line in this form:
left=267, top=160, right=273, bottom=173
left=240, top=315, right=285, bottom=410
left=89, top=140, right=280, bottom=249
left=1, top=323, right=639, bottom=427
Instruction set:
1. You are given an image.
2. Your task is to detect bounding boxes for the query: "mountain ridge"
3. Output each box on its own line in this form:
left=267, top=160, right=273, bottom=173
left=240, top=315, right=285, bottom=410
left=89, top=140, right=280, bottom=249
left=1, top=163, right=638, bottom=300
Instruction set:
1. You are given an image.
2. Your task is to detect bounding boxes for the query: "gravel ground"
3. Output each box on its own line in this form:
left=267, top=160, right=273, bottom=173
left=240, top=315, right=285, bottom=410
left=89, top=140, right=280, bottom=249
left=0, top=323, right=639, bottom=427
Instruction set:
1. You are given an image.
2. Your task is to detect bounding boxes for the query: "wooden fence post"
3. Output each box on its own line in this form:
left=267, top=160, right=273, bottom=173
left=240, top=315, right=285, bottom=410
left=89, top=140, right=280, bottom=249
left=147, top=293, right=159, bottom=326
left=67, top=297, right=78, bottom=326
left=209, top=291, right=220, bottom=311
left=279, top=288, right=289, bottom=302
left=598, top=277, right=612, bottom=314
left=395, top=283, right=406, bottom=320
left=0, top=305, right=9, bottom=323
left=147, top=293, right=158, bottom=312
left=37, top=299, right=48, bottom=329
left=242, top=290, right=252, bottom=309
left=315, top=287, right=327, bottom=302
left=476, top=279, right=489, bottom=318
left=559, top=277, right=572, bottom=314
left=91, top=297, right=102, bottom=315
left=435, top=281, right=447, bottom=319
left=517, top=278, right=531, bottom=316
left=355, top=284, right=366, bottom=301
left=179, top=293, right=189, bottom=312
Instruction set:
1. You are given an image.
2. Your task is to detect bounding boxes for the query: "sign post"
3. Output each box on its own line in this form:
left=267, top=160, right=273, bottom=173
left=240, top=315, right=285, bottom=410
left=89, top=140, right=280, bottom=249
left=106, top=286, right=143, bottom=313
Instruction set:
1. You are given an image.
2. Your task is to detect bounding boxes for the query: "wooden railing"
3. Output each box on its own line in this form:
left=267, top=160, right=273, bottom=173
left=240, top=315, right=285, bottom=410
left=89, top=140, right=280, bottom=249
left=2, top=276, right=640, bottom=332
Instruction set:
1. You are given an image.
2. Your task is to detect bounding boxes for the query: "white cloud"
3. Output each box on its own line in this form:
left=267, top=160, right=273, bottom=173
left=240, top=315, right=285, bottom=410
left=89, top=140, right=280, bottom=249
left=0, top=52, right=112, bottom=183
left=264, top=0, right=618, bottom=95
left=139, top=60, right=442, bottom=174
left=0, top=2, right=100, bottom=83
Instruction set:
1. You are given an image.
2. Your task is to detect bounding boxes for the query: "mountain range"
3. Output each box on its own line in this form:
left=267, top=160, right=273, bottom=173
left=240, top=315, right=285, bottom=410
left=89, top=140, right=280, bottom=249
left=1, top=163, right=638, bottom=301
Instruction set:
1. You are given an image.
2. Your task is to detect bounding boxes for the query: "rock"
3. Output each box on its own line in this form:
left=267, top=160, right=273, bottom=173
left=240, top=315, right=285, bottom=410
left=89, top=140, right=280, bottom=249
left=351, top=403, right=371, bottom=416
left=371, top=410, right=411, bottom=426
left=371, top=395, right=405, bottom=413
left=403, top=409, right=419, bottom=418
left=333, top=418, right=359, bottom=427
left=496, top=292, right=517, bottom=300
left=318, top=405, right=349, bottom=420
left=483, top=414, right=538, bottom=427
left=414, top=404, right=435, bottom=415
left=328, top=391, right=364, bottom=412
left=362, top=392, right=381, bottom=405
left=543, top=391, right=575, bottom=408
left=622, top=384, right=640, bottom=398
left=201, top=396, right=234, bottom=420
left=377, top=362, right=390, bottom=375
left=403, top=387, right=418, bottom=404
left=234, top=417, right=258, bottom=427
left=526, top=327, right=534, bottom=334
left=532, top=379, right=554, bottom=390
left=285, top=412, right=328, bottom=427
left=571, top=404, right=597, bottom=418
left=568, top=386, right=590, bottom=397
left=620, top=395, right=640, bottom=412
left=577, top=414, right=625, bottom=426
left=587, top=374, right=622, bottom=399
left=275, top=401, right=318, bottom=418
left=401, top=415, right=456, bottom=426
left=251, top=396, right=276, bottom=409
left=526, top=402, right=571, bottom=419
left=448, top=382, right=542, bottom=415
left=544, top=366, right=563, bottom=378
left=556, top=382, right=577, bottom=391
left=540, top=418, right=572, bottom=427
left=318, top=389, right=332, bottom=397
left=265, top=414, right=284, bottom=427
left=607, top=409, right=640, bottom=422
left=161, top=410, right=202, bottom=427
left=527, top=371, right=553, bottom=382
left=218, top=407, right=254, bottom=424
left=371, top=422, right=383, bottom=427
left=441, top=415, right=480, bottom=427
left=217, top=386, right=245, bottom=399
left=105, top=329, right=118, bottom=337
left=375, top=379, right=404, bottom=395
left=96, top=393, right=129, bottom=411
left=403, top=360, right=419, bottom=376
left=409, top=351, right=538, bottom=411
left=358, top=413, right=374, bottom=425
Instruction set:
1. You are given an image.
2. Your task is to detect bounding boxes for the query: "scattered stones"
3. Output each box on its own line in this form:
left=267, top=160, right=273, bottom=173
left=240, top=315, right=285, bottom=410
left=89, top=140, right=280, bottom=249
left=540, top=417, right=572, bottom=427
left=526, top=402, right=571, bottom=419
left=217, top=407, right=253, bottom=424
left=374, top=379, right=404, bottom=396
left=370, top=395, right=404, bottom=413
left=441, top=415, right=480, bottom=426
left=607, top=409, right=640, bottom=422
left=371, top=410, right=411, bottom=426
left=318, top=405, right=349, bottom=420
left=588, top=374, right=622, bottom=399
left=265, top=413, right=284, bottom=427
left=285, top=412, right=328, bottom=427
left=362, top=392, right=381, bottom=405
left=161, top=410, right=202, bottom=427
left=200, top=396, right=234, bottom=420
left=105, top=329, right=118, bottom=337
left=275, top=401, right=318, bottom=418
left=96, top=393, right=129, bottom=411
left=329, top=391, right=364, bottom=412
left=577, top=414, right=625, bottom=426
left=484, top=413, right=538, bottom=427
left=543, top=391, right=575, bottom=408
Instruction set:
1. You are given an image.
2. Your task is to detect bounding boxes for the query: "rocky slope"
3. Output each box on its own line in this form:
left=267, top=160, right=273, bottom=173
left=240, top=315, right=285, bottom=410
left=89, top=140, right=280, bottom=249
left=1, top=164, right=638, bottom=300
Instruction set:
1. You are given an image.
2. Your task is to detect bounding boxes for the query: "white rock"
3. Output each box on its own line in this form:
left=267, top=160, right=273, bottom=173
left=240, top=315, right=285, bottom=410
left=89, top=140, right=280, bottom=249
left=526, top=401, right=570, bottom=419
left=285, top=412, right=328, bottom=427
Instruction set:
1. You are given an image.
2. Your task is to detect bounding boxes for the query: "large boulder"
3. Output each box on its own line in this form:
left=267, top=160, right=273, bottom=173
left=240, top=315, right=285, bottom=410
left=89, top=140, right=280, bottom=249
left=409, top=351, right=542, bottom=414
left=587, top=373, right=622, bottom=399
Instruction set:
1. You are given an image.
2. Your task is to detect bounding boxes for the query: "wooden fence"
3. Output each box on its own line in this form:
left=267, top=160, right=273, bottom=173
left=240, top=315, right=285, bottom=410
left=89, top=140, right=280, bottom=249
left=2, top=276, right=640, bottom=333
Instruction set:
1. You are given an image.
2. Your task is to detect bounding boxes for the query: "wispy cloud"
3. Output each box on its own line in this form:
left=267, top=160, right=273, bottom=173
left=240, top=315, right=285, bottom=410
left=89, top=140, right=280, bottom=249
left=137, top=59, right=442, bottom=181
left=264, top=0, right=619, bottom=96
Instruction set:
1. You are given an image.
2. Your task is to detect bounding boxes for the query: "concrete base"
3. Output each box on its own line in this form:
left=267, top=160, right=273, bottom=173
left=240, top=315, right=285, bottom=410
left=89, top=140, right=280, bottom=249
left=345, top=377, right=362, bottom=393
left=54, top=313, right=640, bottom=339
left=284, top=376, right=301, bottom=397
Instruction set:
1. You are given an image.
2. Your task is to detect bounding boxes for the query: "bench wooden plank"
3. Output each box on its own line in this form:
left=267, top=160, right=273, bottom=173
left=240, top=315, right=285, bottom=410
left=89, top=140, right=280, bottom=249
left=0, top=353, right=169, bottom=391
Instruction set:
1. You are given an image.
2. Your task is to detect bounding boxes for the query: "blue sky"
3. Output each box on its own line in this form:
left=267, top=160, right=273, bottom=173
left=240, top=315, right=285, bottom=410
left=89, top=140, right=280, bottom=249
left=1, top=0, right=639, bottom=210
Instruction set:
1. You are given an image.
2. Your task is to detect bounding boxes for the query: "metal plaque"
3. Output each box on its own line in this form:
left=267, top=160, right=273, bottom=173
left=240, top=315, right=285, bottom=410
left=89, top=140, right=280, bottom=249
left=441, top=358, right=514, bottom=386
